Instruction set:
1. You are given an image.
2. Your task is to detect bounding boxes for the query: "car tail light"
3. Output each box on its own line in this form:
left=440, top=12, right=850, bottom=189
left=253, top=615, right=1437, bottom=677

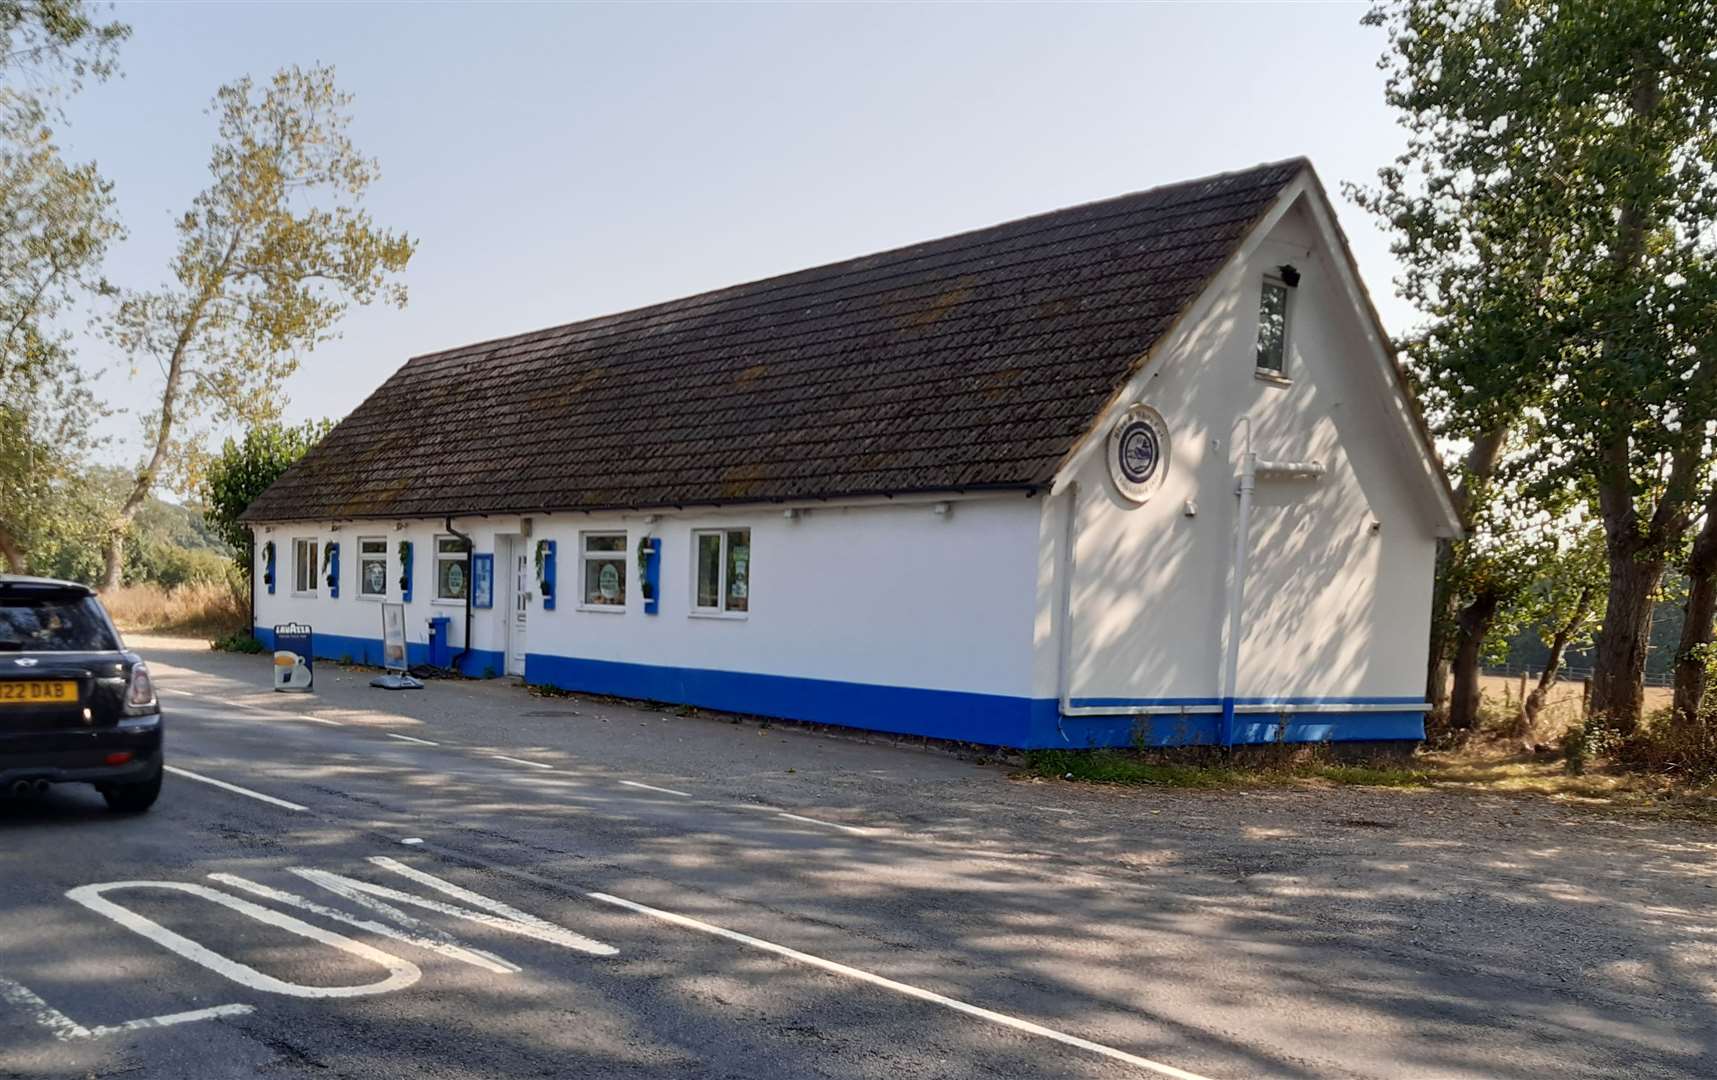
left=126, top=662, right=156, bottom=708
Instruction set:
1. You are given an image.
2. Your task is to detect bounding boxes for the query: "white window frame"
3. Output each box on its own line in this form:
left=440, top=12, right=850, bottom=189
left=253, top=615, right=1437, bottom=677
left=292, top=537, right=319, bottom=598
left=690, top=528, right=750, bottom=619
left=356, top=536, right=388, bottom=601
left=433, top=534, right=469, bottom=605
left=577, top=530, right=628, bottom=613
left=1254, top=274, right=1292, bottom=380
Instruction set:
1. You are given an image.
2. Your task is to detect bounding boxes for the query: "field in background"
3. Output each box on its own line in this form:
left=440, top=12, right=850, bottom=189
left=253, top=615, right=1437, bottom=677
left=104, top=581, right=247, bottom=639
left=1477, top=673, right=1674, bottom=737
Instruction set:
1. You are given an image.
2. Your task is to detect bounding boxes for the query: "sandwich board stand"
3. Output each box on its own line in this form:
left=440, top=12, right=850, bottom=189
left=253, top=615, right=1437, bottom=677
left=370, top=601, right=423, bottom=690
left=272, top=623, right=314, bottom=692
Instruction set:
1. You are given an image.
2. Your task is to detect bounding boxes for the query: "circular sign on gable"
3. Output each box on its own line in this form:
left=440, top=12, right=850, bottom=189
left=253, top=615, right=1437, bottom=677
left=1107, top=404, right=1171, bottom=504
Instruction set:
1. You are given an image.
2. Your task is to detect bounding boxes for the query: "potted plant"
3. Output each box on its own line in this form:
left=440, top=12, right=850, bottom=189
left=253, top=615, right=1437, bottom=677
left=397, top=539, right=413, bottom=593
left=535, top=539, right=553, bottom=598
left=322, top=544, right=336, bottom=590
left=637, top=536, right=654, bottom=600
left=261, top=541, right=275, bottom=587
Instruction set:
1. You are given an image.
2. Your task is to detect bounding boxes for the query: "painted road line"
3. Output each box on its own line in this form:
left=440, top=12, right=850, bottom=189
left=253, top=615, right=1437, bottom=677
left=586, top=893, right=1212, bottom=1080
left=0, top=976, right=252, bottom=1041
left=618, top=780, right=691, bottom=798
left=164, top=765, right=308, bottom=812
left=386, top=732, right=440, bottom=746
left=489, top=754, right=555, bottom=770
left=735, top=803, right=873, bottom=835
left=295, top=714, right=343, bottom=727
left=86, top=1004, right=254, bottom=1038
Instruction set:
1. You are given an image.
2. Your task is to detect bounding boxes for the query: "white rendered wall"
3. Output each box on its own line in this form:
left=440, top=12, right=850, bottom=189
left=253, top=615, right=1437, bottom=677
left=1034, top=197, right=1439, bottom=705
left=254, top=494, right=1043, bottom=698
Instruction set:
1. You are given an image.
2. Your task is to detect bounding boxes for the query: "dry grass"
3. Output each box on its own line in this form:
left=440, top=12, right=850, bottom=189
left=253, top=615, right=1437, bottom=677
left=103, top=581, right=247, bottom=638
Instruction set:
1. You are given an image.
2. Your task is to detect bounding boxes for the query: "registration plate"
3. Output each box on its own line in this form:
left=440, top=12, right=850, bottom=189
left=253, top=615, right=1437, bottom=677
left=0, top=680, right=77, bottom=705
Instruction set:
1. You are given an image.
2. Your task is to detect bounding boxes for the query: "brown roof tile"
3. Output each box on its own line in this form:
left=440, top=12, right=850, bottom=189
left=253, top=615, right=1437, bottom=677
left=242, top=159, right=1304, bottom=522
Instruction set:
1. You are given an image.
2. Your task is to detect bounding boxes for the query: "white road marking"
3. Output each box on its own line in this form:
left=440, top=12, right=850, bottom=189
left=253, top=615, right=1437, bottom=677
left=1035, top=806, right=1077, bottom=815
left=489, top=754, right=554, bottom=770
left=65, top=881, right=421, bottom=999
left=400, top=837, right=425, bottom=845
left=618, top=780, right=691, bottom=798
left=588, top=893, right=1212, bottom=1080
left=160, top=687, right=198, bottom=698
left=286, top=858, right=616, bottom=957
left=86, top=1004, right=254, bottom=1037
left=295, top=714, right=343, bottom=726
left=164, top=765, right=307, bottom=812
left=386, top=732, right=439, bottom=746
left=735, top=804, right=872, bottom=835
left=0, top=977, right=251, bottom=1041
left=210, top=872, right=518, bottom=975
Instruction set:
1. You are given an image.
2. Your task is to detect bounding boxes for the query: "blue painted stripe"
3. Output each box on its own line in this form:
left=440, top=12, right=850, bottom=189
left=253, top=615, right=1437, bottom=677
left=525, top=653, right=1425, bottom=749
left=254, top=627, right=504, bottom=679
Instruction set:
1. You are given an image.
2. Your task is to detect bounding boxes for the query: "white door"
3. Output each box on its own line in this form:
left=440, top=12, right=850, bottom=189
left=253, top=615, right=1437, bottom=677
left=507, top=541, right=529, bottom=676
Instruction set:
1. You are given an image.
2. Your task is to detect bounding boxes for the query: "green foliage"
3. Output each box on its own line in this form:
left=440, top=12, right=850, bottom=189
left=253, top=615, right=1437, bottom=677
left=200, top=419, right=331, bottom=565
left=1020, top=749, right=1434, bottom=789
left=210, top=631, right=264, bottom=654
left=102, top=63, right=413, bottom=587
left=0, top=1, right=127, bottom=570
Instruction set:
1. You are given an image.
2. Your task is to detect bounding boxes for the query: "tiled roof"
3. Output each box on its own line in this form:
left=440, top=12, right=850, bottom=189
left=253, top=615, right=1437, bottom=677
left=242, top=159, right=1305, bottom=522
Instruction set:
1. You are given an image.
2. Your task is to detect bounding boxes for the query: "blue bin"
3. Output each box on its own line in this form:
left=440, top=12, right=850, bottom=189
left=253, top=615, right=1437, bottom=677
left=428, top=615, right=451, bottom=669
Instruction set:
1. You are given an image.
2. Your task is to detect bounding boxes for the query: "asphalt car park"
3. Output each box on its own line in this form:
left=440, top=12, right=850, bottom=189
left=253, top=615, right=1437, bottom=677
left=2, top=637, right=1714, bottom=1079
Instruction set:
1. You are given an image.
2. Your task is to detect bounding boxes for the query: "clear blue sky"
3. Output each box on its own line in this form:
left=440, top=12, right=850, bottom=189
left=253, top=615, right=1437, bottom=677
left=64, top=1, right=1411, bottom=472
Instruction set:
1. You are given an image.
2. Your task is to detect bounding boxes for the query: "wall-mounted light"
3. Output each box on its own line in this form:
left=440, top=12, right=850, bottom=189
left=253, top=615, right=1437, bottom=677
left=521, top=517, right=534, bottom=538
left=930, top=501, right=952, bottom=518
left=783, top=508, right=801, bottom=522
left=1370, top=520, right=1382, bottom=535
left=641, top=514, right=660, bottom=525
left=1184, top=499, right=1198, bottom=518
left=1277, top=263, right=1301, bottom=288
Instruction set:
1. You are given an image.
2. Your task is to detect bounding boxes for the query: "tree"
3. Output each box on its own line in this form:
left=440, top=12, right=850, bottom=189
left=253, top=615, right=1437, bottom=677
left=201, top=418, right=331, bottom=567
left=1359, top=0, right=1717, bottom=733
left=1673, top=480, right=1717, bottom=722
left=0, top=0, right=126, bottom=568
left=1491, top=527, right=1607, bottom=737
left=102, top=64, right=413, bottom=590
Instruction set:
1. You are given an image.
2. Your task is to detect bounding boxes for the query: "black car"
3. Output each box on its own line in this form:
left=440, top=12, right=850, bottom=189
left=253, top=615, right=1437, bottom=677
left=0, top=576, right=163, bottom=812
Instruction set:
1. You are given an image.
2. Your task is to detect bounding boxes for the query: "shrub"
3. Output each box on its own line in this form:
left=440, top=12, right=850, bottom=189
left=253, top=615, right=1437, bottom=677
left=211, top=632, right=264, bottom=654
left=104, top=581, right=248, bottom=638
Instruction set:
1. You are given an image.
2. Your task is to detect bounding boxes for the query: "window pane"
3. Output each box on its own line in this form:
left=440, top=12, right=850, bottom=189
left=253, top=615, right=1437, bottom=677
left=360, top=557, right=387, bottom=596
left=584, top=557, right=626, bottom=605
left=696, top=533, right=721, bottom=608
left=725, top=529, right=750, bottom=613
left=584, top=534, right=625, bottom=553
left=437, top=537, right=465, bottom=555
left=438, top=556, right=467, bottom=599
left=360, top=538, right=385, bottom=555
left=0, top=594, right=117, bottom=651
left=1255, top=281, right=1287, bottom=372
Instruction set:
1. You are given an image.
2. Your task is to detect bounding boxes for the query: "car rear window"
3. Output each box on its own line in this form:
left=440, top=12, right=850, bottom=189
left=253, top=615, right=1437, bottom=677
left=0, top=593, right=118, bottom=651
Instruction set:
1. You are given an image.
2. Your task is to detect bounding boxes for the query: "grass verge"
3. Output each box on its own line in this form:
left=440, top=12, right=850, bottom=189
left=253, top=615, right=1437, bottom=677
left=1021, top=749, right=1435, bottom=789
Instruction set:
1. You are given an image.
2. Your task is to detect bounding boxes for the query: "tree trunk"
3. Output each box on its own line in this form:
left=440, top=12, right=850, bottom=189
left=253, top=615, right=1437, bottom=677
left=1449, top=590, right=1501, bottom=732
left=1588, top=549, right=1662, bottom=732
left=0, top=520, right=23, bottom=573
left=1522, top=586, right=1591, bottom=737
left=1673, top=491, right=1717, bottom=724
left=1428, top=428, right=1508, bottom=718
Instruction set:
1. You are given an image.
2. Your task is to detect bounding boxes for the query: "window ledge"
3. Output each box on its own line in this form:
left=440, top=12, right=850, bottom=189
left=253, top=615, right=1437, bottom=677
left=689, top=610, right=748, bottom=621
left=356, top=593, right=386, bottom=603
left=576, top=604, right=627, bottom=614
left=431, top=598, right=467, bottom=607
left=1254, top=367, right=1293, bottom=387
left=290, top=592, right=318, bottom=600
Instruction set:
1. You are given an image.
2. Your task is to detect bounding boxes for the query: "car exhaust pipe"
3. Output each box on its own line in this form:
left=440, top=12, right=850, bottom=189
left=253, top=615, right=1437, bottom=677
left=30, top=779, right=48, bottom=796
left=9, top=779, right=33, bottom=798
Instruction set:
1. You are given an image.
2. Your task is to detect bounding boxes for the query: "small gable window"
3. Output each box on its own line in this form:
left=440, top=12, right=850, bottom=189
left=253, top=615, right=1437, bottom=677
left=1255, top=274, right=1292, bottom=375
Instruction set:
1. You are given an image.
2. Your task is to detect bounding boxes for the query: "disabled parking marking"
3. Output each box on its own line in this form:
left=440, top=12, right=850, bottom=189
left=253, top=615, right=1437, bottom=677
left=66, top=881, right=422, bottom=999
left=0, top=976, right=252, bottom=1042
